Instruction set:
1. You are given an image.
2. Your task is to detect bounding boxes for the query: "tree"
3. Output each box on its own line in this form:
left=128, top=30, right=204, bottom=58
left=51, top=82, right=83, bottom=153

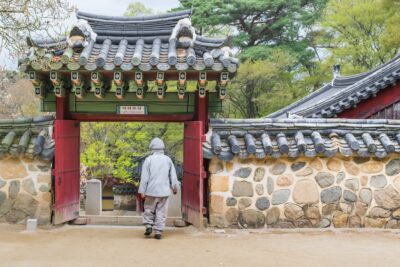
left=224, top=50, right=309, bottom=118
left=318, top=0, right=400, bottom=73
left=124, top=2, right=154, bottom=17
left=80, top=122, right=183, bottom=185
left=0, top=71, right=40, bottom=119
left=174, top=0, right=328, bottom=118
left=0, top=0, right=71, bottom=56
left=177, top=0, right=327, bottom=66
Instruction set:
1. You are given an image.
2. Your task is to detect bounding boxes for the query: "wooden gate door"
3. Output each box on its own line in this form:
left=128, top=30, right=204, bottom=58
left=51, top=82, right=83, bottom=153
left=53, top=120, right=80, bottom=224
left=182, top=121, right=205, bottom=228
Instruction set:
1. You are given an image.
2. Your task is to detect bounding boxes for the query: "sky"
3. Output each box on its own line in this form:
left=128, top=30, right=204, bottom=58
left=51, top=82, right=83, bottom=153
left=68, top=0, right=180, bottom=16
left=1, top=0, right=180, bottom=69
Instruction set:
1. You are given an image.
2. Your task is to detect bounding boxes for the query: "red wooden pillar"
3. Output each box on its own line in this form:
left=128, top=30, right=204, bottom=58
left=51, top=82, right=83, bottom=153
left=194, top=93, right=209, bottom=133
left=56, top=96, right=69, bottom=120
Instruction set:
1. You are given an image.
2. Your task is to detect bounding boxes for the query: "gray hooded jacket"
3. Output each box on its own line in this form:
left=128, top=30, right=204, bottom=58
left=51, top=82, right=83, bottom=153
left=138, top=138, right=180, bottom=197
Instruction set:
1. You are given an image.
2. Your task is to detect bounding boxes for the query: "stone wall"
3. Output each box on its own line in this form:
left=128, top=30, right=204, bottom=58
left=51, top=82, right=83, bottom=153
left=0, top=157, right=52, bottom=225
left=208, top=156, right=400, bottom=229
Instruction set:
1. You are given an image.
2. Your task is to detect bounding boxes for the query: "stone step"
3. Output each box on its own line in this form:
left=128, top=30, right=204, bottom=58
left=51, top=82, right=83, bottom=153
left=80, top=215, right=184, bottom=227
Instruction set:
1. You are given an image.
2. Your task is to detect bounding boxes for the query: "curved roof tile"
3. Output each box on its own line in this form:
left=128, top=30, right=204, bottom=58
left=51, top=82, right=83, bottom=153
left=204, top=118, right=400, bottom=160
left=267, top=54, right=400, bottom=118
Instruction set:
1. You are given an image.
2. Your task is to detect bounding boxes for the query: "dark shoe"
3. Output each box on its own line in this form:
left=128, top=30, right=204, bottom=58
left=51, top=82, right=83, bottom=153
left=154, top=234, right=162, bottom=240
left=144, top=228, right=152, bottom=236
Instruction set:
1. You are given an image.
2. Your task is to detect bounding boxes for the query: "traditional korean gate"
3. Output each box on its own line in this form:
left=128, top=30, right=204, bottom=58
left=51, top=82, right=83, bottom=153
left=53, top=120, right=80, bottom=224
left=182, top=121, right=205, bottom=228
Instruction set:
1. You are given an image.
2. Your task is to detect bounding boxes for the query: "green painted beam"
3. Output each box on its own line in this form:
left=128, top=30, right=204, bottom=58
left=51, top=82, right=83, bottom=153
left=40, top=92, right=223, bottom=114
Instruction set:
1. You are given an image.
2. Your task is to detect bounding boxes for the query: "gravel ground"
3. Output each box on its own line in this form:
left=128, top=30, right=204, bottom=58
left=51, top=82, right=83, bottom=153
left=1, top=224, right=400, bottom=267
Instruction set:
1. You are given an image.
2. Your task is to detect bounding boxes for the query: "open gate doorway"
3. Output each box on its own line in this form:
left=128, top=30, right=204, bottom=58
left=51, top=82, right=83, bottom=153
left=53, top=115, right=207, bottom=228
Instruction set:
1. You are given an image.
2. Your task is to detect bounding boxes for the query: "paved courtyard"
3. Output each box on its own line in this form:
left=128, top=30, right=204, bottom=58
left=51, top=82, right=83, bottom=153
left=1, top=224, right=400, bottom=267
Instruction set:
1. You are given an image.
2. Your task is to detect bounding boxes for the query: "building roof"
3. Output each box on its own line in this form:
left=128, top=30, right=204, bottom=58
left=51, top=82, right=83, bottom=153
left=0, top=116, right=54, bottom=160
left=204, top=118, right=400, bottom=161
left=22, top=10, right=238, bottom=74
left=267, top=55, right=400, bottom=118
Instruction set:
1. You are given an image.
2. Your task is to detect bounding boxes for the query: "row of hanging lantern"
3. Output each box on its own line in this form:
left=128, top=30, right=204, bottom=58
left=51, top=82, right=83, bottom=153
left=29, top=71, right=229, bottom=100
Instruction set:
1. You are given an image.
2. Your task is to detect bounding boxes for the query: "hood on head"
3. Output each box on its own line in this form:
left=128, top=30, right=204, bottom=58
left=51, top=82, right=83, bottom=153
left=149, top=137, right=165, bottom=151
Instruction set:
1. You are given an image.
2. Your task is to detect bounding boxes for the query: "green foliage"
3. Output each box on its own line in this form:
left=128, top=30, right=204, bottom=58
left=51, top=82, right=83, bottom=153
left=318, top=0, right=400, bottom=73
left=176, top=0, right=328, bottom=117
left=80, top=122, right=183, bottom=183
left=225, top=49, right=309, bottom=118
left=178, top=0, right=327, bottom=59
left=124, top=1, right=154, bottom=17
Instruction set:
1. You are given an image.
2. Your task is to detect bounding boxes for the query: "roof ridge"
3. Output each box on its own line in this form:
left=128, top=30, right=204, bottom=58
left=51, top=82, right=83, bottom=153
left=76, top=9, right=191, bottom=23
left=296, top=57, right=400, bottom=117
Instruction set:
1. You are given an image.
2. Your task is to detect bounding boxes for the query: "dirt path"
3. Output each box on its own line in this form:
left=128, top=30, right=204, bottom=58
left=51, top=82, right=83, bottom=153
left=1, top=224, right=400, bottom=267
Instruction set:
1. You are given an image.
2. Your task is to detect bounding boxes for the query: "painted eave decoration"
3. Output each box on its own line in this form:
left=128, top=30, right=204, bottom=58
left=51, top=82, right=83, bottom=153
left=267, top=54, right=400, bottom=119
left=21, top=10, right=238, bottom=74
left=0, top=116, right=54, bottom=160
left=204, top=118, right=400, bottom=161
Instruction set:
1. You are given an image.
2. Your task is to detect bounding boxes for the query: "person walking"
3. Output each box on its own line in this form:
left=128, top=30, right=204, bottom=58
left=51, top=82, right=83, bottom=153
left=138, top=137, right=180, bottom=240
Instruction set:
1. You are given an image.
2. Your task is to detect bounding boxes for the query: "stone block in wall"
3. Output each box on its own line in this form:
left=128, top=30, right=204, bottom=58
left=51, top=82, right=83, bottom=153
left=361, top=162, right=383, bottom=173
left=327, top=158, right=341, bottom=171
left=332, top=211, right=348, bottom=228
left=209, top=159, right=224, bottom=174
left=291, top=162, right=306, bottom=172
left=385, top=159, right=400, bottom=176
left=284, top=203, right=304, bottom=221
left=238, top=209, right=265, bottom=228
left=374, top=185, right=400, bottom=210
left=386, top=219, right=400, bottom=229
left=310, top=158, right=323, bottom=170
left=36, top=204, right=51, bottom=226
left=225, top=208, right=239, bottom=227
left=22, top=178, right=37, bottom=196
left=9, top=181, right=20, bottom=200
left=315, top=172, right=335, bottom=188
left=270, top=161, right=286, bottom=175
left=209, top=195, right=224, bottom=214
left=343, top=161, right=360, bottom=176
left=232, top=181, right=253, bottom=197
left=370, top=175, right=387, bottom=188
left=266, top=207, right=280, bottom=225
left=394, top=176, right=400, bottom=191
left=37, top=173, right=51, bottom=184
left=0, top=158, right=28, bottom=180
left=321, top=186, right=342, bottom=204
left=364, top=217, right=387, bottom=228
left=304, top=205, right=320, bottom=225
left=238, top=198, right=252, bottom=210
left=292, top=179, right=319, bottom=204
left=271, top=190, right=290, bottom=205
left=234, top=167, right=252, bottom=178
left=349, top=215, right=361, bottom=228
left=210, top=175, right=229, bottom=192
left=255, top=197, right=270, bottom=210
left=276, top=175, right=293, bottom=187
left=253, top=167, right=265, bottom=182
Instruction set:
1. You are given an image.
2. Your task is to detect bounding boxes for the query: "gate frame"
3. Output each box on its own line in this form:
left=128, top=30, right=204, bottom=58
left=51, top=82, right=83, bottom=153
left=53, top=94, right=208, bottom=226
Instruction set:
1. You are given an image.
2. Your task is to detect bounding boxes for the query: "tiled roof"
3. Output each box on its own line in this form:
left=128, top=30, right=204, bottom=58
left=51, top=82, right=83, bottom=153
left=267, top=55, right=400, bottom=118
left=203, top=118, right=400, bottom=161
left=0, top=116, right=54, bottom=160
left=22, top=10, right=238, bottom=73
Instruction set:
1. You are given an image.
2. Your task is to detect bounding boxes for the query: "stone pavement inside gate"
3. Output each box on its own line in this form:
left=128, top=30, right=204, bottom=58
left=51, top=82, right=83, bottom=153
left=1, top=224, right=400, bottom=267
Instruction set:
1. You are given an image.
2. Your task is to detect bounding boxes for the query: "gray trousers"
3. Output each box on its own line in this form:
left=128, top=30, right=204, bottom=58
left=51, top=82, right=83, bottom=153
left=143, top=196, right=168, bottom=234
